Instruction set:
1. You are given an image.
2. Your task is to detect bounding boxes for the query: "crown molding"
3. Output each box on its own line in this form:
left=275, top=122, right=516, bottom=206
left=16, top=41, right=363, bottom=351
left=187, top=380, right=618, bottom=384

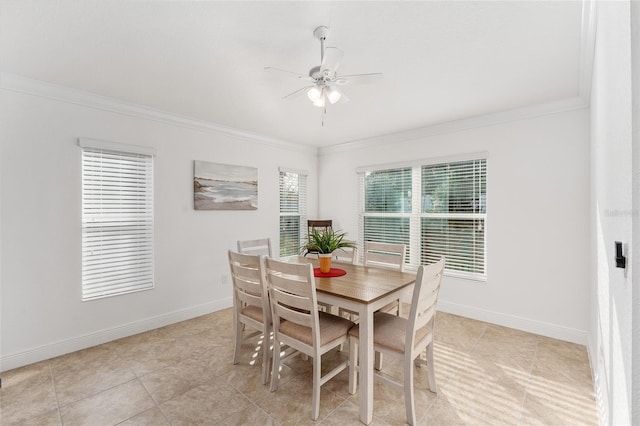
left=0, top=72, right=318, bottom=155
left=578, top=0, right=597, bottom=103
left=319, top=96, right=588, bottom=155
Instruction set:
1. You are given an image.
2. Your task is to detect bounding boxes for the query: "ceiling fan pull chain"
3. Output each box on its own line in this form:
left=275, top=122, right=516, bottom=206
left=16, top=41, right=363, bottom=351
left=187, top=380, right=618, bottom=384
left=322, top=87, right=326, bottom=127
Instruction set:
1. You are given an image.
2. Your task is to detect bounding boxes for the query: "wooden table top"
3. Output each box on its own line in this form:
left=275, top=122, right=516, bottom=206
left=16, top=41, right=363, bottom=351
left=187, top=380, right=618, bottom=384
left=283, top=256, right=416, bottom=305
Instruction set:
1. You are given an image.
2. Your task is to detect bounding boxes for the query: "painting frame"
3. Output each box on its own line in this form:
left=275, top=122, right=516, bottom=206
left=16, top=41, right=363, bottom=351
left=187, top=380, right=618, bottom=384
left=193, top=160, right=258, bottom=210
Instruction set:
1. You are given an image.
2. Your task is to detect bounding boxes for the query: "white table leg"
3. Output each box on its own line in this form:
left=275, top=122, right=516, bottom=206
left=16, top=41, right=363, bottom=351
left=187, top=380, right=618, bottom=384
left=359, top=306, right=374, bottom=424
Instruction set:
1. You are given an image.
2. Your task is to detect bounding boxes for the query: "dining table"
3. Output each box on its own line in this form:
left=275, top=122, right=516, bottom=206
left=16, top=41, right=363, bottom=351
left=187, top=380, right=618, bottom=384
left=283, top=256, right=416, bottom=425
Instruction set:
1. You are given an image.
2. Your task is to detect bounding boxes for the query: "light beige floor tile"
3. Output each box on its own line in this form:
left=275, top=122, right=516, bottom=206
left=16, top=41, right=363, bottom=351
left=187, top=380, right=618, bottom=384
left=59, top=379, right=155, bottom=426
left=471, top=325, right=539, bottom=370
left=536, top=336, right=589, bottom=364
left=10, top=409, right=61, bottom=426
left=419, top=397, right=493, bottom=426
left=440, top=355, right=528, bottom=425
left=118, top=407, right=170, bottom=425
left=213, top=403, right=278, bottom=425
left=54, top=362, right=136, bottom=406
left=434, top=312, right=488, bottom=351
left=117, top=337, right=196, bottom=377
left=109, top=328, right=170, bottom=353
left=254, top=374, right=345, bottom=424
left=368, top=379, right=437, bottom=425
left=0, top=366, right=57, bottom=425
left=159, top=380, right=252, bottom=425
left=530, top=348, right=594, bottom=394
left=1, top=362, right=51, bottom=388
left=139, top=356, right=225, bottom=404
left=224, top=362, right=295, bottom=401
left=520, top=388, right=598, bottom=426
left=319, top=367, right=355, bottom=401
left=319, top=400, right=388, bottom=426
left=49, top=344, right=121, bottom=377
left=433, top=342, right=472, bottom=385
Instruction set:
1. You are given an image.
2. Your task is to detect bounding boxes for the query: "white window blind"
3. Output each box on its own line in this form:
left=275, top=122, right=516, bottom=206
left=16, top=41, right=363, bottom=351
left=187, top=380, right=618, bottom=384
left=279, top=168, right=307, bottom=257
left=357, top=167, right=413, bottom=263
left=81, top=143, right=154, bottom=300
left=358, top=157, right=487, bottom=279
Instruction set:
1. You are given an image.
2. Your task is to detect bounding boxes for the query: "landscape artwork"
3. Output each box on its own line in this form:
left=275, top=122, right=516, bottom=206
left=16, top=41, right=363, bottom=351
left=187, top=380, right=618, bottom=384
left=194, top=161, right=258, bottom=210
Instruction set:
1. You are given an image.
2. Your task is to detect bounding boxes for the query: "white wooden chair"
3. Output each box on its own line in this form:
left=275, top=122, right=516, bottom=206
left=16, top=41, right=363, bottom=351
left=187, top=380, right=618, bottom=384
left=364, top=241, right=406, bottom=316
left=364, top=241, right=406, bottom=271
left=348, top=258, right=445, bottom=425
left=333, top=247, right=358, bottom=321
left=265, top=257, right=355, bottom=421
left=333, top=246, right=357, bottom=264
left=237, top=238, right=272, bottom=257
left=228, top=250, right=272, bottom=384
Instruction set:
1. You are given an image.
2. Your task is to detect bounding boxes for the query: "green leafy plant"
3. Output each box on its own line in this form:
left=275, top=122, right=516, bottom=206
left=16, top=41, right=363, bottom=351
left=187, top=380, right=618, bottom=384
left=301, top=228, right=356, bottom=254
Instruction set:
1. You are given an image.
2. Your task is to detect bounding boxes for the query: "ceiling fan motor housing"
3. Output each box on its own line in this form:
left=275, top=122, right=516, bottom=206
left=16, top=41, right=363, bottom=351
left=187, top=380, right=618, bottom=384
left=309, top=65, right=336, bottom=82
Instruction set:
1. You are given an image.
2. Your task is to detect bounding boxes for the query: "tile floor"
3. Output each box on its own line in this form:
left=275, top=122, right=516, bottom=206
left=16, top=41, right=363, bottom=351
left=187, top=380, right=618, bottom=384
left=1, top=308, right=598, bottom=425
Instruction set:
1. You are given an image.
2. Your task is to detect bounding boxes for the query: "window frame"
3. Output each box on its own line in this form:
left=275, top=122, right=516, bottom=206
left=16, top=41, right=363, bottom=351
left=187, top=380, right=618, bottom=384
left=278, top=167, right=308, bottom=257
left=357, top=153, right=487, bottom=281
left=79, top=138, right=156, bottom=301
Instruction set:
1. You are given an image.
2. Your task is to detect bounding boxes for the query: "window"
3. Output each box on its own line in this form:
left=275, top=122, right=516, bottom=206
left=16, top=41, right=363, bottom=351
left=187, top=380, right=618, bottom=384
left=279, top=168, right=307, bottom=257
left=80, top=138, right=155, bottom=300
left=358, top=156, right=487, bottom=279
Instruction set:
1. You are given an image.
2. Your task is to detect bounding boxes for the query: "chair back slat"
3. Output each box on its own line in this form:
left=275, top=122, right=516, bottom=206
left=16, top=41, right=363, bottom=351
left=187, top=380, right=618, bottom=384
left=273, top=300, right=313, bottom=327
left=237, top=238, right=272, bottom=257
left=228, top=250, right=270, bottom=319
left=364, top=241, right=406, bottom=271
left=268, top=273, right=314, bottom=297
left=333, top=247, right=357, bottom=264
left=266, top=257, right=320, bottom=342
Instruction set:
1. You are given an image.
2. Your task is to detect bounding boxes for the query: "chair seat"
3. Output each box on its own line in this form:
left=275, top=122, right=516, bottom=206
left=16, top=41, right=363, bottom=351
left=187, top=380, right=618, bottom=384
left=240, top=305, right=265, bottom=323
left=349, top=312, right=430, bottom=353
left=280, top=311, right=354, bottom=346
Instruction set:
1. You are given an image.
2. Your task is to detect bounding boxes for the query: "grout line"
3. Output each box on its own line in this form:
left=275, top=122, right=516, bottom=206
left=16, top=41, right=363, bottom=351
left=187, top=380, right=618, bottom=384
left=137, top=377, right=172, bottom=425
left=49, top=364, right=64, bottom=425
left=516, top=337, right=542, bottom=425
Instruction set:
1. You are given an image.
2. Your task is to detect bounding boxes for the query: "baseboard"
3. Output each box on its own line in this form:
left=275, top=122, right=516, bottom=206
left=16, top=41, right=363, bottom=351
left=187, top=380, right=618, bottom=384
left=0, top=298, right=232, bottom=372
left=437, top=300, right=589, bottom=345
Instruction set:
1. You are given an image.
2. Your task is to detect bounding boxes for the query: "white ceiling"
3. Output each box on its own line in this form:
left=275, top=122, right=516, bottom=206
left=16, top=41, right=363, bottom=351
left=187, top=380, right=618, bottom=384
left=0, top=1, right=586, bottom=148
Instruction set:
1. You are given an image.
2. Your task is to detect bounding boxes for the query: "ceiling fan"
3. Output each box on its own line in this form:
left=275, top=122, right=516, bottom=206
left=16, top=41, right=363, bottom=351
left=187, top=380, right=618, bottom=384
left=265, top=26, right=383, bottom=113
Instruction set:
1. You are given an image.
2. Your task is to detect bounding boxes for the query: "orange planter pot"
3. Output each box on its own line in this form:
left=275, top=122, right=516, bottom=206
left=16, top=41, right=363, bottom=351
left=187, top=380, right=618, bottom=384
left=318, top=254, right=332, bottom=273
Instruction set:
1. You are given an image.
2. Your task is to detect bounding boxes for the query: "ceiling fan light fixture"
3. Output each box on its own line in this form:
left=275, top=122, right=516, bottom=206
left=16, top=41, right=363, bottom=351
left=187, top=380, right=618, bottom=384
left=307, top=86, right=322, bottom=102
left=326, top=86, right=342, bottom=104
left=312, top=98, right=325, bottom=108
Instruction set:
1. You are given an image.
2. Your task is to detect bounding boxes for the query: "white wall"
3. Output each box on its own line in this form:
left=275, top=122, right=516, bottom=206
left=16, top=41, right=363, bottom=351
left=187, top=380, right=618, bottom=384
left=319, top=107, right=591, bottom=343
left=589, top=2, right=634, bottom=425
left=0, top=81, right=318, bottom=371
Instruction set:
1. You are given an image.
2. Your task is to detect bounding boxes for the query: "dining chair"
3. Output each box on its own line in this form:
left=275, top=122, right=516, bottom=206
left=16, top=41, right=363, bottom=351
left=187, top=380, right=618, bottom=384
left=303, top=220, right=333, bottom=257
left=333, top=246, right=357, bottom=264
left=348, top=258, right=445, bottom=426
left=364, top=241, right=406, bottom=316
left=228, top=250, right=272, bottom=384
left=333, top=247, right=358, bottom=322
left=237, top=238, right=272, bottom=257
left=265, top=257, right=355, bottom=421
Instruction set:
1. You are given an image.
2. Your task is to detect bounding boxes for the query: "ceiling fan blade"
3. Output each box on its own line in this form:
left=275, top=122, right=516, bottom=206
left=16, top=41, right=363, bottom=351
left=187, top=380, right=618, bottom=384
left=282, top=85, right=313, bottom=100
left=264, top=66, right=314, bottom=82
left=334, top=72, right=384, bottom=86
left=321, top=47, right=343, bottom=73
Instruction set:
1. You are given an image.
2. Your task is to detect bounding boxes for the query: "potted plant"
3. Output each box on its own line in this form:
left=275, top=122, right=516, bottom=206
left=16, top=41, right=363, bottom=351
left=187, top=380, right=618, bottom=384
left=301, top=228, right=356, bottom=273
